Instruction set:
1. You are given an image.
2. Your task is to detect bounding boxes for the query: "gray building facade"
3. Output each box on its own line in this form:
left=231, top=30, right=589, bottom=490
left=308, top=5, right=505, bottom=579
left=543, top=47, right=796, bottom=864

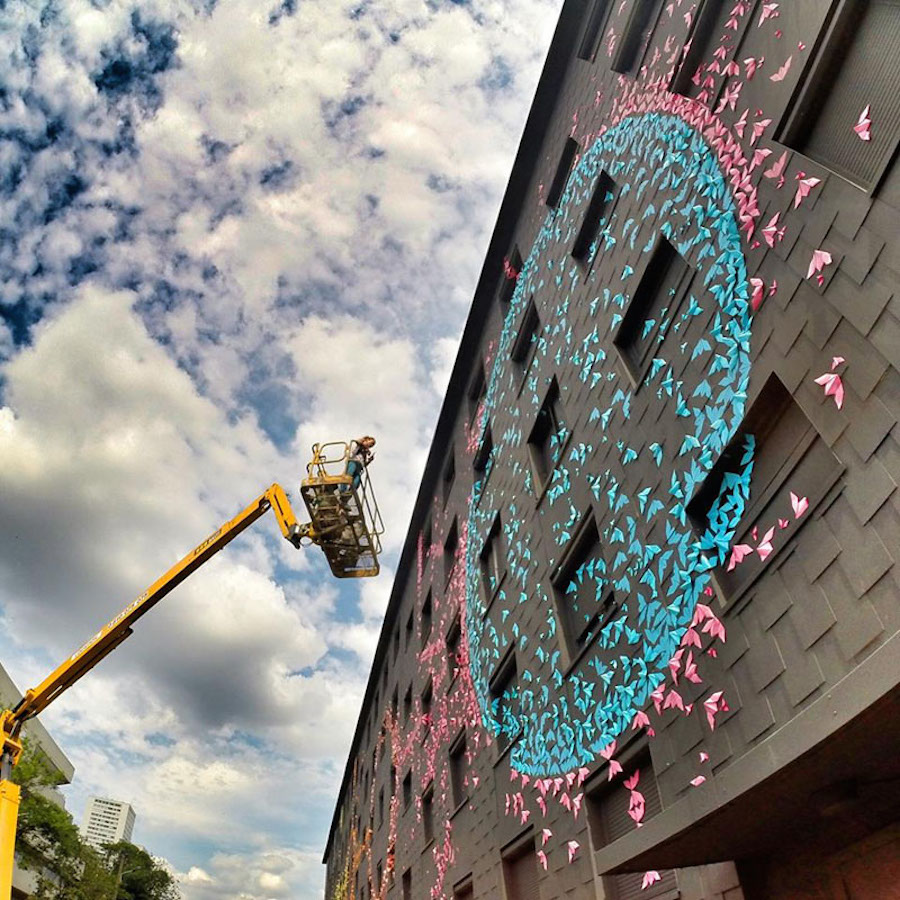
left=324, top=1, right=900, bottom=898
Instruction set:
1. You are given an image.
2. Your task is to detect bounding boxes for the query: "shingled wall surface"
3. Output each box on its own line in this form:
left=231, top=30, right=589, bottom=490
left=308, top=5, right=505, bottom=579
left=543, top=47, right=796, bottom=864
left=323, top=2, right=900, bottom=899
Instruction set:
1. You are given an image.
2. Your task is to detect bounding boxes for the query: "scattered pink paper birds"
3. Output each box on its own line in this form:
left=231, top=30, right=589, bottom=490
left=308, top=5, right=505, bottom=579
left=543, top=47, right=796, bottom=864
left=642, top=871, right=662, bottom=889
left=854, top=105, right=872, bottom=141
left=761, top=212, right=785, bottom=247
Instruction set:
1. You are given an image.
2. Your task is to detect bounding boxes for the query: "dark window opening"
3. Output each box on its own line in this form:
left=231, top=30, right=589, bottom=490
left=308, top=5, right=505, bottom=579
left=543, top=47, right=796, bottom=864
left=572, top=171, right=616, bottom=263
left=402, top=869, right=412, bottom=900
left=670, top=0, right=726, bottom=97
left=687, top=374, right=842, bottom=601
left=552, top=513, right=616, bottom=658
left=378, top=788, right=384, bottom=828
left=502, top=837, right=540, bottom=899
left=586, top=754, right=676, bottom=899
left=422, top=679, right=433, bottom=731
left=391, top=688, right=398, bottom=720
left=500, top=246, right=522, bottom=303
left=614, top=235, right=693, bottom=385
left=468, top=364, right=486, bottom=423
left=527, top=379, right=564, bottom=493
left=453, top=878, right=474, bottom=900
left=443, top=453, right=456, bottom=506
left=473, top=425, right=494, bottom=473
left=612, top=0, right=662, bottom=75
left=403, top=685, right=412, bottom=724
left=490, top=652, right=519, bottom=754
left=444, top=518, right=459, bottom=583
left=446, top=616, right=461, bottom=680
left=450, top=730, right=468, bottom=808
left=510, top=297, right=541, bottom=373
left=546, top=138, right=580, bottom=208
left=421, top=590, right=433, bottom=648
left=780, top=0, right=900, bottom=190
left=578, top=0, right=612, bottom=61
left=422, top=784, right=435, bottom=846
left=402, top=770, right=412, bottom=809
left=405, top=609, right=414, bottom=649
left=479, top=514, right=504, bottom=603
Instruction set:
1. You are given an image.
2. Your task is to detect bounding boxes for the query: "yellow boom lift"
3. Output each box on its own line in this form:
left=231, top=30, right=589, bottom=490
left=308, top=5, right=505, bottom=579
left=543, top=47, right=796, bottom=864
left=0, top=441, right=383, bottom=897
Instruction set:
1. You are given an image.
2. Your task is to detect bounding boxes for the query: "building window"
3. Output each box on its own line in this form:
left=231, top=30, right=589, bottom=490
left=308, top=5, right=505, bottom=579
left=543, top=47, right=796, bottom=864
left=611, top=0, right=663, bottom=75
left=405, top=609, right=414, bottom=649
left=391, top=688, right=398, bottom=721
left=378, top=788, right=385, bottom=828
left=527, top=378, right=565, bottom=494
left=572, top=171, right=616, bottom=264
left=489, top=651, right=519, bottom=754
left=443, top=453, right=456, bottom=506
left=390, top=765, right=396, bottom=800
left=499, top=246, right=522, bottom=303
left=403, top=684, right=412, bottom=724
left=402, top=869, right=412, bottom=900
left=479, top=513, right=504, bottom=604
left=473, top=424, right=494, bottom=474
left=446, top=615, right=461, bottom=681
left=450, top=730, right=468, bottom=809
left=614, top=235, right=694, bottom=385
left=393, top=625, right=400, bottom=661
left=551, top=512, right=617, bottom=661
left=502, top=835, right=541, bottom=899
left=421, top=590, right=433, bottom=648
left=510, top=297, right=541, bottom=374
left=546, top=137, right=579, bottom=208
left=586, top=754, right=677, bottom=899
left=422, top=783, right=435, bottom=846
left=670, top=0, right=727, bottom=98
left=780, top=0, right=900, bottom=190
left=468, top=364, right=486, bottom=423
left=402, top=770, right=412, bottom=810
left=444, top=517, right=459, bottom=583
left=687, top=374, right=843, bottom=602
left=453, top=877, right=474, bottom=900
left=578, top=0, right=612, bottom=61
left=421, top=678, right=433, bottom=731
left=376, top=861, right=383, bottom=893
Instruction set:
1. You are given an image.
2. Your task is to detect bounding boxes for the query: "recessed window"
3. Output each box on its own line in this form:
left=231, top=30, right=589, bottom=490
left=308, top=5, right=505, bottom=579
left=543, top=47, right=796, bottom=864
left=499, top=246, right=522, bottom=303
left=405, top=609, right=414, bottom=649
left=546, top=137, right=579, bottom=208
left=390, top=765, right=396, bottom=799
left=402, top=770, right=412, bottom=809
left=403, top=684, right=412, bottom=724
left=468, top=364, right=486, bottom=423
left=510, top=297, right=541, bottom=374
left=586, top=753, right=676, bottom=898
left=687, top=374, right=842, bottom=602
left=527, top=378, right=565, bottom=493
left=502, top=836, right=540, bottom=898
left=780, top=0, right=900, bottom=190
left=421, top=590, right=433, bottom=648
left=422, top=783, right=435, bottom=846
left=479, top=514, right=504, bottom=603
left=421, top=678, right=433, bottom=730
left=453, top=878, right=474, bottom=900
left=613, top=235, right=693, bottom=385
left=391, top=688, right=398, bottom=720
left=670, top=0, right=727, bottom=98
left=489, top=652, right=519, bottom=754
left=473, top=424, right=494, bottom=474
left=572, top=171, right=616, bottom=263
left=376, top=861, right=383, bottom=893
left=442, top=453, right=456, bottom=506
left=378, top=787, right=384, bottom=828
left=393, top=626, right=400, bottom=661
left=552, top=512, right=617, bottom=660
left=611, top=0, right=663, bottom=75
left=402, top=869, right=412, bottom=900
left=444, top=518, right=459, bottom=583
left=446, top=616, right=461, bottom=680
left=449, top=730, right=468, bottom=808
left=578, top=0, right=612, bottom=61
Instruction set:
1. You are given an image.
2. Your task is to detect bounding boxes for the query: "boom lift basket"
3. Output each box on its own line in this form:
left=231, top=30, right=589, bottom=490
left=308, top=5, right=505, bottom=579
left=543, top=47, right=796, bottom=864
left=300, top=441, right=385, bottom=578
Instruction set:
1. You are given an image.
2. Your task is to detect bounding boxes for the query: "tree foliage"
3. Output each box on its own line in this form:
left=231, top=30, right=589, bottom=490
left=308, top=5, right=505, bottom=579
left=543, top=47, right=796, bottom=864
left=11, top=740, right=179, bottom=899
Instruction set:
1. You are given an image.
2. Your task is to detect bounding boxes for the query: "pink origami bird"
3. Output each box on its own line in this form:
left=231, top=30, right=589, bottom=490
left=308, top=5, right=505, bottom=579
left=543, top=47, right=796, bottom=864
left=750, top=117, right=772, bottom=145
left=758, top=2, right=779, bottom=26
left=756, top=526, right=775, bottom=561
left=764, top=150, right=788, bottom=187
left=807, top=248, right=833, bottom=280
left=642, top=871, right=662, bottom=889
left=537, top=850, right=548, bottom=870
left=832, top=355, right=845, bottom=369
left=790, top=491, right=809, bottom=518
left=502, top=257, right=519, bottom=281
left=744, top=56, right=764, bottom=79
left=814, top=371, right=844, bottom=409
left=794, top=174, right=822, bottom=208
left=727, top=543, right=753, bottom=571
left=600, top=741, right=623, bottom=780
left=854, top=105, right=872, bottom=141
left=704, top=691, right=728, bottom=730
left=567, top=840, right=580, bottom=863
left=699, top=751, right=710, bottom=763
left=690, top=775, right=707, bottom=787
left=542, top=828, right=553, bottom=846
left=733, top=108, right=749, bottom=138
left=770, top=56, right=792, bottom=82
left=761, top=212, right=785, bottom=247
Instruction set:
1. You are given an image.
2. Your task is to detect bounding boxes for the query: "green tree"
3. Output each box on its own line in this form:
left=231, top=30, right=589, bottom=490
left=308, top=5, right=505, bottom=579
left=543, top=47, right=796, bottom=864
left=103, top=842, right=180, bottom=900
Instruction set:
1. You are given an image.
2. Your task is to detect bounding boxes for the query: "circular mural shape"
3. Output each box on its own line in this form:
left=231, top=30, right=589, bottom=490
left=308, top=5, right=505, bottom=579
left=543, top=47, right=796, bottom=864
left=466, top=112, right=755, bottom=777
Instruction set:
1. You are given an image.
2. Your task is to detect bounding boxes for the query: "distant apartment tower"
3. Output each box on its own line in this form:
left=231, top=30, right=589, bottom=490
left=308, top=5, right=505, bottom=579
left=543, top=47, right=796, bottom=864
left=81, top=797, right=136, bottom=850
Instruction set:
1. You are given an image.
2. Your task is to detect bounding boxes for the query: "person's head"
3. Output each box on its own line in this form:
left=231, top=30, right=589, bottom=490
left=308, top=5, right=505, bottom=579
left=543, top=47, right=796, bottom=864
left=359, top=435, right=376, bottom=449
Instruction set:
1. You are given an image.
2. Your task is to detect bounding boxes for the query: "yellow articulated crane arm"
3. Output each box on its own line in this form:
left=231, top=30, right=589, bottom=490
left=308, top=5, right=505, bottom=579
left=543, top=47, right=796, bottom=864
left=1, top=444, right=385, bottom=897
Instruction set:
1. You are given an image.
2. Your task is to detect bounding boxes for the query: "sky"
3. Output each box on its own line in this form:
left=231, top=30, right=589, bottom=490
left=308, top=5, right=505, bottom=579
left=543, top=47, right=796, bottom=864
left=0, top=0, right=563, bottom=896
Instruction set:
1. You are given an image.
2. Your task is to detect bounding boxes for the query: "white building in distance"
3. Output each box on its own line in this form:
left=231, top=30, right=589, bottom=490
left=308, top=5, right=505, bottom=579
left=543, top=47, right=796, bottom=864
left=81, top=797, right=136, bottom=850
